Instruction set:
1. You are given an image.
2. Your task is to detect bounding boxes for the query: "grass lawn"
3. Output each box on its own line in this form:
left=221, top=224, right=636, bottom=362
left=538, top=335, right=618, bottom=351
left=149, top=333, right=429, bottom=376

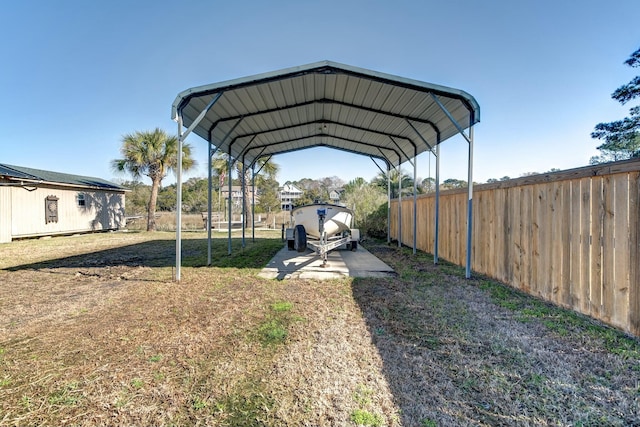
left=0, top=230, right=639, bottom=426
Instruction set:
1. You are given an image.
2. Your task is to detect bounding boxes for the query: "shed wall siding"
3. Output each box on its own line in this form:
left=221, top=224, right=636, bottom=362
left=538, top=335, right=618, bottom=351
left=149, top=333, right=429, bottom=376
left=10, top=185, right=125, bottom=239
left=0, top=186, right=11, bottom=243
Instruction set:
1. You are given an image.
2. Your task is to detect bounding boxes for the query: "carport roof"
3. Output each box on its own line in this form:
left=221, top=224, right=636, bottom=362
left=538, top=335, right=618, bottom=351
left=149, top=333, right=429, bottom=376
left=172, top=60, right=480, bottom=167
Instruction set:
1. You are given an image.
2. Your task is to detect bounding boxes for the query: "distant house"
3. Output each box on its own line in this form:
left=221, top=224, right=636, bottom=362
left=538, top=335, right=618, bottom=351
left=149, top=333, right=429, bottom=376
left=0, top=164, right=127, bottom=243
left=329, top=189, right=341, bottom=203
left=278, top=183, right=302, bottom=211
left=219, top=185, right=259, bottom=209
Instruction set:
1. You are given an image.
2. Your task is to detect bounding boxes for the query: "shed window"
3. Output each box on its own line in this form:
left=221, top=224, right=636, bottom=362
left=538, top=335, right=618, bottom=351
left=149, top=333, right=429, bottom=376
left=77, top=193, right=86, bottom=207
left=45, top=195, right=59, bottom=223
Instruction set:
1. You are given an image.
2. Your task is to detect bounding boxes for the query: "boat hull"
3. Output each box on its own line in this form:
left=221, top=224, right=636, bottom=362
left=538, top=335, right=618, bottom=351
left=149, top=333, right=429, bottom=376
left=291, top=204, right=353, bottom=239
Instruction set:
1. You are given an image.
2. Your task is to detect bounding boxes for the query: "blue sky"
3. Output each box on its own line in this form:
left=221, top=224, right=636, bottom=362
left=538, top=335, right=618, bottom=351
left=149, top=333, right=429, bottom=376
left=1, top=0, right=638, bottom=187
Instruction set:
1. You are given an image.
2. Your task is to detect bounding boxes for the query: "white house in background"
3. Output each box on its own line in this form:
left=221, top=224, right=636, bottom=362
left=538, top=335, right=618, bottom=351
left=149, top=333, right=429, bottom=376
left=0, top=164, right=127, bottom=243
left=278, top=183, right=302, bottom=211
left=329, top=189, right=341, bottom=203
left=219, top=185, right=259, bottom=208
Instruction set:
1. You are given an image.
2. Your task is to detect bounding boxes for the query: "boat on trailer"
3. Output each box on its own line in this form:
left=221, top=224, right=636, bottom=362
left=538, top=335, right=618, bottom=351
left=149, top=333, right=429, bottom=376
left=286, top=203, right=360, bottom=266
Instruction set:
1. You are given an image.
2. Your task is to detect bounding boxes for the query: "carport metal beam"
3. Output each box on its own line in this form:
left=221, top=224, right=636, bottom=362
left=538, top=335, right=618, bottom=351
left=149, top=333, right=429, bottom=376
left=398, top=162, right=402, bottom=248
left=176, top=92, right=223, bottom=281
left=207, top=143, right=220, bottom=266
left=406, top=120, right=441, bottom=262
left=434, top=142, right=441, bottom=264
left=244, top=135, right=403, bottom=167
left=207, top=119, right=244, bottom=265
left=369, top=156, right=392, bottom=244
left=430, top=93, right=475, bottom=278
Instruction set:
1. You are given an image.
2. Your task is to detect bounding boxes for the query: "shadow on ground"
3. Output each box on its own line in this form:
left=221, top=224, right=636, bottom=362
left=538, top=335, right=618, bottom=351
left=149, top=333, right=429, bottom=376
left=351, top=242, right=640, bottom=426
left=3, top=237, right=284, bottom=271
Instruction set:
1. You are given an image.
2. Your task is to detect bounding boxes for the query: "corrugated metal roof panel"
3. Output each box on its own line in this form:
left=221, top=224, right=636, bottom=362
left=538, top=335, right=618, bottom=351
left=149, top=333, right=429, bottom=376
left=172, top=60, right=480, bottom=168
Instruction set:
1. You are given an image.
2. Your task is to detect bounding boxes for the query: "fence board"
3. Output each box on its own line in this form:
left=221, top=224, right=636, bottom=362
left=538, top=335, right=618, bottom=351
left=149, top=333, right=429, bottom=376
left=579, top=177, right=592, bottom=314
left=472, top=191, right=483, bottom=272
left=510, top=187, right=522, bottom=287
left=602, top=176, right=616, bottom=324
left=520, top=185, right=532, bottom=293
left=497, top=188, right=508, bottom=282
left=484, top=190, right=495, bottom=276
left=540, top=184, right=553, bottom=300
left=550, top=181, right=563, bottom=304
left=569, top=179, right=583, bottom=309
left=590, top=177, right=604, bottom=319
left=456, top=194, right=465, bottom=265
left=630, top=172, right=640, bottom=336
left=560, top=181, right=572, bottom=308
left=612, top=174, right=630, bottom=329
left=530, top=185, right=541, bottom=297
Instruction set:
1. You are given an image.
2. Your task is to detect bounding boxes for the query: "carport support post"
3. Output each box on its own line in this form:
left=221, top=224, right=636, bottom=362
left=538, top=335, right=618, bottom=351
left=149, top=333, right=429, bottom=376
left=465, top=125, right=474, bottom=279
left=207, top=144, right=213, bottom=266
left=413, top=152, right=417, bottom=255
left=430, top=93, right=475, bottom=278
left=398, top=164, right=402, bottom=248
left=228, top=151, right=233, bottom=255
left=206, top=144, right=220, bottom=266
left=387, top=164, right=391, bottom=244
left=174, top=93, right=222, bottom=281
left=251, top=163, right=255, bottom=243
left=176, top=115, right=184, bottom=281
left=434, top=143, right=440, bottom=264
left=241, top=155, right=246, bottom=249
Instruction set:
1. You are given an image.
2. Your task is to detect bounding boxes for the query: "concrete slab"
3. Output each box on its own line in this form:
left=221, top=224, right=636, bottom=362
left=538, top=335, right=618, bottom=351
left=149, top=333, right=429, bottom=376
left=258, top=244, right=396, bottom=280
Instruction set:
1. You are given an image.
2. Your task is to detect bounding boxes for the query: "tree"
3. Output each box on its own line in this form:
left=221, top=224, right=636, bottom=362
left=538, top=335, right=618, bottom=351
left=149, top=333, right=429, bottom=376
left=319, top=176, right=345, bottom=193
left=371, top=169, right=415, bottom=198
left=182, top=177, right=210, bottom=213
left=341, top=177, right=387, bottom=237
left=296, top=186, right=325, bottom=206
left=211, top=153, right=279, bottom=226
left=116, top=180, right=150, bottom=216
left=420, top=177, right=437, bottom=193
left=487, top=176, right=511, bottom=183
left=442, top=178, right=467, bottom=189
left=256, top=176, right=280, bottom=215
left=591, top=47, right=640, bottom=163
left=291, top=178, right=328, bottom=206
left=111, top=128, right=195, bottom=231
left=157, top=185, right=177, bottom=212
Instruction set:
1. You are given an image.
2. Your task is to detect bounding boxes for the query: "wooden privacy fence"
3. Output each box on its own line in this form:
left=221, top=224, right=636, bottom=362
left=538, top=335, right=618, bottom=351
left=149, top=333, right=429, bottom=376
left=390, top=159, right=640, bottom=336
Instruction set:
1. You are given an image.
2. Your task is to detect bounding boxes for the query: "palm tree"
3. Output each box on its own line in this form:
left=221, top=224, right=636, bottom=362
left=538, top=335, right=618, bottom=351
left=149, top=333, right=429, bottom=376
left=371, top=169, right=415, bottom=198
left=212, top=152, right=279, bottom=226
left=111, top=128, right=195, bottom=231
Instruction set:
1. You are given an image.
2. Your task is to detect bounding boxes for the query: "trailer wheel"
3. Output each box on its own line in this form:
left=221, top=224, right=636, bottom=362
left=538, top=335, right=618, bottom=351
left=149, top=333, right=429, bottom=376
left=294, top=224, right=307, bottom=252
left=350, top=240, right=357, bottom=251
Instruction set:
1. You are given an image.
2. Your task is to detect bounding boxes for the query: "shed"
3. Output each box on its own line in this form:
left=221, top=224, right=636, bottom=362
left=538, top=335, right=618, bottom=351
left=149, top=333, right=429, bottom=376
left=0, top=164, right=127, bottom=242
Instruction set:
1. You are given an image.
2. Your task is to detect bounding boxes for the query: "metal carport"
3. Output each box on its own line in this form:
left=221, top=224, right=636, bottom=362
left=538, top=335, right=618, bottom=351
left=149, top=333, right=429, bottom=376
left=171, top=61, right=480, bottom=280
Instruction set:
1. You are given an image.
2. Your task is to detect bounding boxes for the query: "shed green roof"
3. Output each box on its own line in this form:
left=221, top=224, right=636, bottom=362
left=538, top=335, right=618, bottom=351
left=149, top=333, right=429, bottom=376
left=0, top=164, right=126, bottom=191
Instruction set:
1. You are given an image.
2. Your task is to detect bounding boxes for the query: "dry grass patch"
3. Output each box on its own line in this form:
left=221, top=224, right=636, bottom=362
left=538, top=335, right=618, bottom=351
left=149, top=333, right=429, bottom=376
left=1, top=233, right=638, bottom=426
left=357, top=243, right=640, bottom=426
left=0, top=231, right=398, bottom=426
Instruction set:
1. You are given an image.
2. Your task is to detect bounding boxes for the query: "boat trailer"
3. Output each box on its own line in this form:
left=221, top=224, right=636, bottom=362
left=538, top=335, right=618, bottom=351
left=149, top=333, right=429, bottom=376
left=286, top=206, right=359, bottom=267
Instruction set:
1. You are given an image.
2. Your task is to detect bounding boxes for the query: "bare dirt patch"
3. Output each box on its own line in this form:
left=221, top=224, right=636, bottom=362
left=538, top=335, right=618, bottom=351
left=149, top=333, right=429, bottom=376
left=0, top=233, right=638, bottom=426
